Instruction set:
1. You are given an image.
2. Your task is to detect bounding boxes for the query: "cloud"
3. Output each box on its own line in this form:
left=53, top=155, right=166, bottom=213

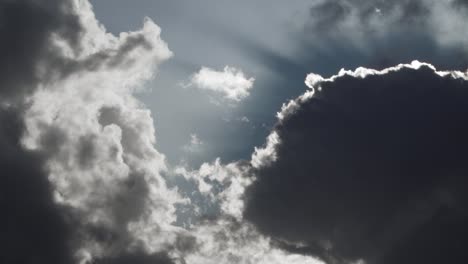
left=244, top=61, right=468, bottom=264
left=187, top=66, right=255, bottom=102
left=240, top=116, right=250, bottom=123
left=182, top=134, right=204, bottom=153
left=300, top=0, right=468, bottom=70
left=94, top=252, right=175, bottom=264
left=174, top=160, right=324, bottom=264
left=8, top=1, right=468, bottom=264
left=251, top=131, right=280, bottom=169
left=0, top=108, right=77, bottom=264
left=0, top=0, right=184, bottom=263
left=0, top=0, right=82, bottom=102
left=176, top=158, right=253, bottom=220
left=0, top=1, right=80, bottom=263
left=183, top=217, right=323, bottom=264
left=0, top=1, right=327, bottom=263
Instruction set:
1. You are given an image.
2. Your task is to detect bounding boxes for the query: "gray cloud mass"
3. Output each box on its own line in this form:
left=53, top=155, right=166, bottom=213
left=245, top=62, right=468, bottom=264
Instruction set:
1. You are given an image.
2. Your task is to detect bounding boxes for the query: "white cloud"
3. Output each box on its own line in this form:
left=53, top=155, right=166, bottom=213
left=251, top=131, right=281, bottom=169
left=188, top=66, right=255, bottom=102
left=305, top=60, right=468, bottom=91
left=240, top=116, right=250, bottom=123
left=21, top=0, right=185, bottom=260
left=174, top=159, right=324, bottom=264
left=182, top=134, right=204, bottom=153
left=175, top=158, right=252, bottom=218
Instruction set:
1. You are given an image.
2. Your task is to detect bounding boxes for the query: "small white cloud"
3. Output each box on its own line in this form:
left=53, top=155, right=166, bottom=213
left=240, top=116, right=250, bottom=123
left=182, top=133, right=203, bottom=153
left=188, top=66, right=255, bottom=102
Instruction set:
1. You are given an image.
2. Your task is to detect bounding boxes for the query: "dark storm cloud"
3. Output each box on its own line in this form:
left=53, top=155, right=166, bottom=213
left=245, top=64, right=468, bottom=264
left=0, top=1, right=177, bottom=263
left=0, top=108, right=76, bottom=264
left=94, top=252, right=175, bottom=264
left=200, top=0, right=468, bottom=167
left=0, top=1, right=82, bottom=263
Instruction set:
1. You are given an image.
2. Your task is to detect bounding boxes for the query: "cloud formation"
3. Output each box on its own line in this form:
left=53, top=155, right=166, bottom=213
left=0, top=1, right=328, bottom=264
left=5, top=1, right=468, bottom=264
left=188, top=66, right=255, bottom=102
left=0, top=0, right=184, bottom=263
left=0, top=0, right=81, bottom=101
left=302, top=0, right=468, bottom=70
left=173, top=159, right=323, bottom=264
left=244, top=61, right=468, bottom=264
left=0, top=108, right=77, bottom=264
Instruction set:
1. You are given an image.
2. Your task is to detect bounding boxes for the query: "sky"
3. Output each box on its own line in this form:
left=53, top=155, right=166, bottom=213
left=90, top=0, right=468, bottom=168
left=2, top=1, right=468, bottom=264
left=90, top=0, right=315, bottom=167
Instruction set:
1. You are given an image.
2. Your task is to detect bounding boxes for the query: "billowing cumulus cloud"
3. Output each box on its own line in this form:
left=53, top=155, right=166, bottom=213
left=173, top=159, right=324, bottom=264
left=0, top=1, right=333, bottom=263
left=176, top=159, right=253, bottom=220
left=0, top=0, right=183, bottom=263
left=187, top=66, right=255, bottom=102
left=244, top=61, right=468, bottom=264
